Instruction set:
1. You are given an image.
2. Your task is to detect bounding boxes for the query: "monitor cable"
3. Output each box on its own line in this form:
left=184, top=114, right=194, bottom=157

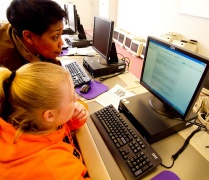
left=160, top=125, right=201, bottom=169
left=98, top=53, right=130, bottom=82
left=117, top=53, right=130, bottom=71
left=101, top=53, right=130, bottom=71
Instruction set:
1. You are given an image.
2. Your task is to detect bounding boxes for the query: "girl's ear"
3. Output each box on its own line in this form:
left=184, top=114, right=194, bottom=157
left=22, top=30, right=34, bottom=44
left=43, top=110, right=56, bottom=123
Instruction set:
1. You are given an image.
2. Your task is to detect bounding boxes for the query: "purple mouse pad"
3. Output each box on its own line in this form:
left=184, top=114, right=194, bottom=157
left=75, top=80, right=109, bottom=100
left=151, top=170, right=180, bottom=180
left=59, top=49, right=69, bottom=56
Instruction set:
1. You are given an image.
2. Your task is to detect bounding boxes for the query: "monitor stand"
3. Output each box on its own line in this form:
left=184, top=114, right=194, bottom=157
left=149, top=95, right=181, bottom=119
left=118, top=92, right=197, bottom=143
left=62, top=28, right=75, bottom=35
left=97, top=41, right=119, bottom=65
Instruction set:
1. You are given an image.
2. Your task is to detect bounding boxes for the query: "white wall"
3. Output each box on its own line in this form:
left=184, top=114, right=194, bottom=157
left=116, top=0, right=209, bottom=57
left=0, top=1, right=12, bottom=22
left=2, top=0, right=208, bottom=57
left=99, top=0, right=118, bottom=22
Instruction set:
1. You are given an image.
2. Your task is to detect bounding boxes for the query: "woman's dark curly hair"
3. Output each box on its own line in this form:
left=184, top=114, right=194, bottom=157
left=7, top=0, right=67, bottom=37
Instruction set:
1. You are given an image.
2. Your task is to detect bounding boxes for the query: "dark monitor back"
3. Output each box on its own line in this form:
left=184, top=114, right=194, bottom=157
left=63, top=3, right=77, bottom=34
left=92, top=16, right=118, bottom=63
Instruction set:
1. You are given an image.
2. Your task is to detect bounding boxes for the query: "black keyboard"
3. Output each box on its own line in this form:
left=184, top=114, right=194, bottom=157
left=64, top=62, right=91, bottom=87
left=91, top=105, right=162, bottom=180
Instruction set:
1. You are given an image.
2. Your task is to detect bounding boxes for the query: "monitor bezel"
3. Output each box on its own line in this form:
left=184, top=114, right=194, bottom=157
left=140, top=36, right=209, bottom=120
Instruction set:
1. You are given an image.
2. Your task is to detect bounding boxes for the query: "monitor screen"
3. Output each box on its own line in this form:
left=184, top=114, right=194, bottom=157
left=125, top=36, right=132, bottom=48
left=118, top=33, right=125, bottom=44
left=140, top=36, right=209, bottom=120
left=130, top=41, right=138, bottom=52
left=92, top=16, right=118, bottom=64
left=63, top=3, right=77, bottom=33
left=113, top=30, right=119, bottom=41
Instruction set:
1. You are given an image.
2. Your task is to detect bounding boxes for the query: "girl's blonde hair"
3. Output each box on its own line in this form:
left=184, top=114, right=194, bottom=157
left=0, top=62, right=71, bottom=133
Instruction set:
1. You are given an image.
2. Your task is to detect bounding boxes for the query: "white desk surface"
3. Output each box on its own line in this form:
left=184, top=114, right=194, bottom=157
left=59, top=56, right=209, bottom=180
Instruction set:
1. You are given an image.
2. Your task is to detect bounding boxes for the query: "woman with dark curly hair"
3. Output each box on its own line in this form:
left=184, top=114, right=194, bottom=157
left=0, top=0, right=67, bottom=70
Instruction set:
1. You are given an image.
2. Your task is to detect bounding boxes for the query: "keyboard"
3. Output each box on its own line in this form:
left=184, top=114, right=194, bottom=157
left=61, top=35, right=72, bottom=49
left=64, top=62, right=91, bottom=87
left=91, top=105, right=162, bottom=180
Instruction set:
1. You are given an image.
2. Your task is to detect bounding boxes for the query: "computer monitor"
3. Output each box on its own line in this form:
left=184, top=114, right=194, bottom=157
left=63, top=3, right=86, bottom=40
left=63, top=3, right=77, bottom=34
left=140, top=36, right=209, bottom=120
left=92, top=16, right=118, bottom=65
left=76, top=14, right=86, bottom=40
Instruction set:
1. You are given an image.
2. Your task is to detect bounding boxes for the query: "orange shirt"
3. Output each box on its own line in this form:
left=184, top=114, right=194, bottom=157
left=0, top=117, right=90, bottom=180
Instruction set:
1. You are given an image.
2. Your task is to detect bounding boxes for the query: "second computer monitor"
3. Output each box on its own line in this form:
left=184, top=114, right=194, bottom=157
left=63, top=3, right=77, bottom=34
left=92, top=16, right=118, bottom=64
left=63, top=3, right=86, bottom=40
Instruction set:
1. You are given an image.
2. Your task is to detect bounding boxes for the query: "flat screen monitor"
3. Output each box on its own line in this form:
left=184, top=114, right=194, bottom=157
left=63, top=3, right=77, bottom=34
left=140, top=36, right=209, bottom=120
left=76, top=14, right=86, bottom=39
left=63, top=3, right=86, bottom=39
left=92, top=16, right=118, bottom=64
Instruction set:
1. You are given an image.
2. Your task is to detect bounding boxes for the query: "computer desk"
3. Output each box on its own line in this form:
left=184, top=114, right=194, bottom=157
left=58, top=55, right=209, bottom=180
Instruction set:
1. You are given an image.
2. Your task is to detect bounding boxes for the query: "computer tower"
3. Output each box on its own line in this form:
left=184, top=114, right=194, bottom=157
left=118, top=92, right=196, bottom=143
left=172, top=40, right=198, bottom=52
left=83, top=57, right=126, bottom=78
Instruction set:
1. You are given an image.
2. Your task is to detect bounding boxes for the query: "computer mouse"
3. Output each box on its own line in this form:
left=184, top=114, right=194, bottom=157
left=80, top=84, right=91, bottom=93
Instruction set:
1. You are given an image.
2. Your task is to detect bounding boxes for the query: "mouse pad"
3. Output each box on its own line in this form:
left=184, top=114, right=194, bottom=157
left=151, top=170, right=180, bottom=180
left=75, top=80, right=109, bottom=100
